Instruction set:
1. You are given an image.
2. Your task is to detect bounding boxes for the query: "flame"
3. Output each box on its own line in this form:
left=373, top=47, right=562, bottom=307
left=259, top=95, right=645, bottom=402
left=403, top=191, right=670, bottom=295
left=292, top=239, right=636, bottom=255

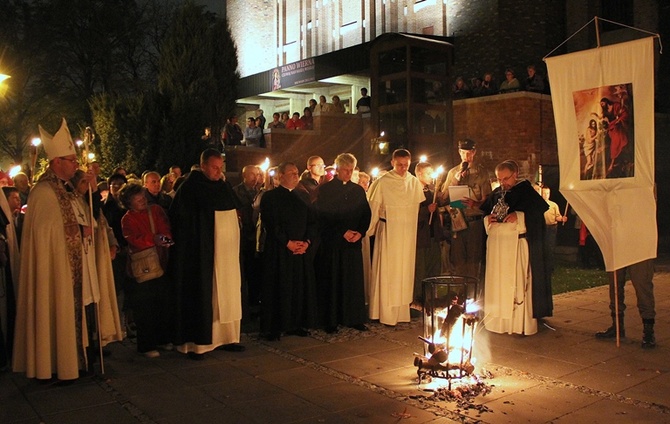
left=425, top=303, right=478, bottom=368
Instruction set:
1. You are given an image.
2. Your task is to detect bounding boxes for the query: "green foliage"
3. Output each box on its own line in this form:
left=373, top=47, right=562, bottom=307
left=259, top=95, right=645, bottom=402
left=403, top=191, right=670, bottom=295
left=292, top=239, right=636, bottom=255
left=2, top=0, right=239, bottom=176
left=552, top=265, right=609, bottom=295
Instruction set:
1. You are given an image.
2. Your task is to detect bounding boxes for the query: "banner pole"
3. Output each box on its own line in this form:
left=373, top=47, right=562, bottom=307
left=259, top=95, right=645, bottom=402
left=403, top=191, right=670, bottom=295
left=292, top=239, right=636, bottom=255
left=614, top=272, right=620, bottom=347
left=595, top=16, right=601, bottom=48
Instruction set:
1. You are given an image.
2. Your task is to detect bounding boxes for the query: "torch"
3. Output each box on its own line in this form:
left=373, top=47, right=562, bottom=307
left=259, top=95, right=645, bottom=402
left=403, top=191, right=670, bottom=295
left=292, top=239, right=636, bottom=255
left=428, top=165, right=444, bottom=225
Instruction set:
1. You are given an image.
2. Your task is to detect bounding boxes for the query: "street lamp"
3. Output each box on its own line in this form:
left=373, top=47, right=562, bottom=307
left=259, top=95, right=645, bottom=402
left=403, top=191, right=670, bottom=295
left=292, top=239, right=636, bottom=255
left=30, top=138, right=41, bottom=181
left=0, top=74, right=10, bottom=85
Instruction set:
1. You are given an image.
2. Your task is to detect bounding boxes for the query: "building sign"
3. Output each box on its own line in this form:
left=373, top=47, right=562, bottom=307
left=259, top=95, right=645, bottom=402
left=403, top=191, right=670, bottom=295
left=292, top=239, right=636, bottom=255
left=269, top=58, right=316, bottom=91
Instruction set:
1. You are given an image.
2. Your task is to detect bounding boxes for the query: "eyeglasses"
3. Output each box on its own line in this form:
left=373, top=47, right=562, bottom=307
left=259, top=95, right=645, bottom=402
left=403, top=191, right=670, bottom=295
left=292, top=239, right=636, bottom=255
left=497, top=174, right=516, bottom=184
left=59, top=157, right=78, bottom=164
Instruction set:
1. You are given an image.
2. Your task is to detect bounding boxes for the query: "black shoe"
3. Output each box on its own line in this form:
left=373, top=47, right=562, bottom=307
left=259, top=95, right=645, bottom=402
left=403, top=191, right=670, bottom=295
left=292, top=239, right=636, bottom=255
left=187, top=352, right=204, bottom=361
left=642, top=319, right=656, bottom=349
left=265, top=333, right=281, bottom=341
left=325, top=326, right=338, bottom=334
left=220, top=343, right=246, bottom=352
left=350, top=324, right=368, bottom=332
left=595, top=326, right=625, bottom=339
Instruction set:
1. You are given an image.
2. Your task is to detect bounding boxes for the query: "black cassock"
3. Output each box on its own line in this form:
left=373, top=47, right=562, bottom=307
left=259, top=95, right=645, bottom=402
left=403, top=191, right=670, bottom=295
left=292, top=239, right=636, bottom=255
left=481, top=180, right=551, bottom=318
left=314, top=178, right=371, bottom=328
left=260, top=186, right=318, bottom=334
left=168, top=170, right=240, bottom=345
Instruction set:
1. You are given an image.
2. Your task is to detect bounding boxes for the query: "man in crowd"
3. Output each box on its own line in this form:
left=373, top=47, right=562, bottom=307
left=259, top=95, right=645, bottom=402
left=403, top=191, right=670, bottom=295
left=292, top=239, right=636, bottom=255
left=143, top=171, right=172, bottom=211
left=12, top=172, right=30, bottom=206
left=169, top=148, right=245, bottom=359
left=298, top=156, right=325, bottom=200
left=367, top=149, right=425, bottom=326
left=260, top=162, right=317, bottom=340
left=595, top=259, right=657, bottom=349
left=438, top=139, right=492, bottom=279
left=356, top=87, right=371, bottom=114
left=223, top=115, right=244, bottom=146
left=413, top=162, right=444, bottom=301
left=314, top=153, right=371, bottom=333
left=243, top=117, right=262, bottom=147
left=169, top=165, right=182, bottom=179
left=233, top=165, right=262, bottom=314
left=13, top=118, right=88, bottom=381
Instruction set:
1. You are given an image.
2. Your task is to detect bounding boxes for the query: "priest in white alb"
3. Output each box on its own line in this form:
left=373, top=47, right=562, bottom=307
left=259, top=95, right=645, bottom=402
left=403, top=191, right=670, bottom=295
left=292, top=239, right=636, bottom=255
left=367, top=149, right=425, bottom=326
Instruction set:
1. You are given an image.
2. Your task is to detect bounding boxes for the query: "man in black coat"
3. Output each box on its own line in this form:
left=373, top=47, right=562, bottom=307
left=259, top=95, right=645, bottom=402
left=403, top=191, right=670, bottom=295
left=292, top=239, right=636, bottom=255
left=169, top=149, right=245, bottom=359
left=481, top=160, right=551, bottom=319
left=314, top=153, right=371, bottom=333
left=260, top=162, right=318, bottom=340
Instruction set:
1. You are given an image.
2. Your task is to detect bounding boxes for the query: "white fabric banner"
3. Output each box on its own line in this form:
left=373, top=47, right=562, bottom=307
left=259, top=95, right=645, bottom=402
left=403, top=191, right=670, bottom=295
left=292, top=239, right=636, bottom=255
left=545, top=37, right=656, bottom=271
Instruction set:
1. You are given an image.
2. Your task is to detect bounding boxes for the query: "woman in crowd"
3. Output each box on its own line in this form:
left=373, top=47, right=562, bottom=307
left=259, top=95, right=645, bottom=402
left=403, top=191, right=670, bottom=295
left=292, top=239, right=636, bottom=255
left=119, top=183, right=173, bottom=358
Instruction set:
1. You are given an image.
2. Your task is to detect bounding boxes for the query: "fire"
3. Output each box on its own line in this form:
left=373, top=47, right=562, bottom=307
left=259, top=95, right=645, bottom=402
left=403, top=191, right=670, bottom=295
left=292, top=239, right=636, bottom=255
left=414, top=298, right=480, bottom=385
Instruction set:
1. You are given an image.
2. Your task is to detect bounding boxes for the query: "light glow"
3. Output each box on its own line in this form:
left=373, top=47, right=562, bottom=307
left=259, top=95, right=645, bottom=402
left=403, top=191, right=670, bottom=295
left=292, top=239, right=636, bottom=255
left=31, top=138, right=41, bottom=147
left=9, top=165, right=22, bottom=178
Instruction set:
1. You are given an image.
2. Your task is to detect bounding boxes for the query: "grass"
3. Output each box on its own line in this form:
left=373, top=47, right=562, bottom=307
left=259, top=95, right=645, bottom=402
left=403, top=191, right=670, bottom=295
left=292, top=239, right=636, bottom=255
left=552, top=263, right=609, bottom=295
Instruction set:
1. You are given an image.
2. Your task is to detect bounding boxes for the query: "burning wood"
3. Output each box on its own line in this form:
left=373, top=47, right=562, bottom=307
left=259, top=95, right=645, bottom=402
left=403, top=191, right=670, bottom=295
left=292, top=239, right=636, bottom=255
left=413, top=355, right=476, bottom=376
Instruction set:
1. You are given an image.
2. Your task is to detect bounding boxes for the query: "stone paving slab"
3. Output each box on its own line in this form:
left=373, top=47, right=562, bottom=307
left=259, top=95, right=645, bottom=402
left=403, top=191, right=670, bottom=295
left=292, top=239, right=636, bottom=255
left=2, top=270, right=670, bottom=423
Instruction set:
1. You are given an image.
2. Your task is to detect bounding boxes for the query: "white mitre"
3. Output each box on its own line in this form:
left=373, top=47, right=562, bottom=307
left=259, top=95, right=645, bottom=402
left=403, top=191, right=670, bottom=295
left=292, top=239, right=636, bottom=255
left=39, top=118, right=76, bottom=160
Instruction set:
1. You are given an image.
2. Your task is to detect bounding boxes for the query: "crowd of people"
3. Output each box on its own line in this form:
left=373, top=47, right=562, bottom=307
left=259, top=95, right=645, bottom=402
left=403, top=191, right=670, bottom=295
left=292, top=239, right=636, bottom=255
left=0, top=117, right=658, bottom=383
left=453, top=65, right=549, bottom=99
left=216, top=89, right=372, bottom=149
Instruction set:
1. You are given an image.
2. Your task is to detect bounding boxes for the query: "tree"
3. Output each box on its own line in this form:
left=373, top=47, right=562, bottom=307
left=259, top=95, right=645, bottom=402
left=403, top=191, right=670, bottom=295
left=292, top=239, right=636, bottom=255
left=156, top=0, right=239, bottom=169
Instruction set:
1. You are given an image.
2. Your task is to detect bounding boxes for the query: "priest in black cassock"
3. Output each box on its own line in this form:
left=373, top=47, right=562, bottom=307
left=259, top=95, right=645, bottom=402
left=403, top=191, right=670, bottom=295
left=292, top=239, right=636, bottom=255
left=168, top=149, right=245, bottom=359
left=259, top=162, right=318, bottom=341
left=480, top=160, right=551, bottom=319
left=314, top=153, right=371, bottom=333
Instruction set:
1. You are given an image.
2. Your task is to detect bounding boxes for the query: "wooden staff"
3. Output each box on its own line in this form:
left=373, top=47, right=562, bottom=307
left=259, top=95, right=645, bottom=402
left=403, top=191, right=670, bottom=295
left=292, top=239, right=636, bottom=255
left=83, top=126, right=105, bottom=374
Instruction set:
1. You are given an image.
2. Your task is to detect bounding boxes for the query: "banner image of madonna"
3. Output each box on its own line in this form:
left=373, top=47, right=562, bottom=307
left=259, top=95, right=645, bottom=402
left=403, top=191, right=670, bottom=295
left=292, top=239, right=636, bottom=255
left=572, top=83, right=634, bottom=179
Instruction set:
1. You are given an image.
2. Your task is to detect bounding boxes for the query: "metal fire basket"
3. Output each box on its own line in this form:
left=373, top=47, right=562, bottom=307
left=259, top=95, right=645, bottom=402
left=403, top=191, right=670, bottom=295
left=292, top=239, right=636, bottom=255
left=414, top=275, right=480, bottom=386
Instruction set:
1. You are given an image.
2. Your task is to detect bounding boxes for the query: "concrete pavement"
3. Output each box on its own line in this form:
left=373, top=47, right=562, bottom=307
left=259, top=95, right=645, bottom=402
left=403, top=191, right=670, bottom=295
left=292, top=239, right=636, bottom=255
left=2, top=264, right=669, bottom=424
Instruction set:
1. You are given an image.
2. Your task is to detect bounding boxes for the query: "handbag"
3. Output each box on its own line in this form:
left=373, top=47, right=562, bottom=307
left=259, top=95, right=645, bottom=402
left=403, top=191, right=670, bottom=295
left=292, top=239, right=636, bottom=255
left=129, top=206, right=164, bottom=283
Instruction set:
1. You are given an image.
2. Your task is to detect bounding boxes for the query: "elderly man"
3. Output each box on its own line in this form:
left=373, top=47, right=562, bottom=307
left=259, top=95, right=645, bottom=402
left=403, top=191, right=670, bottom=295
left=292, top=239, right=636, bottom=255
left=12, top=172, right=30, bottom=206
left=438, top=138, right=492, bottom=279
left=367, top=149, right=425, bottom=326
left=143, top=171, right=172, bottom=211
left=13, top=118, right=92, bottom=381
left=314, top=153, right=371, bottom=333
left=169, top=148, right=245, bottom=359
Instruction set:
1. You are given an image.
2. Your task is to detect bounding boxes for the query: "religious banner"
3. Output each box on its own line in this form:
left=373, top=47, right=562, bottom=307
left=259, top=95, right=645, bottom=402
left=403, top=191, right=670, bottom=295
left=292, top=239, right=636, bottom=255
left=545, top=37, right=656, bottom=271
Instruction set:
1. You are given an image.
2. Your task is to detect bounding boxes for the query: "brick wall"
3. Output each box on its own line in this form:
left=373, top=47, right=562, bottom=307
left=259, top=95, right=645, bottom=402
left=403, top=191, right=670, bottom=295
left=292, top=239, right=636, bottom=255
left=452, top=92, right=557, bottom=179
left=226, top=93, right=558, bottom=182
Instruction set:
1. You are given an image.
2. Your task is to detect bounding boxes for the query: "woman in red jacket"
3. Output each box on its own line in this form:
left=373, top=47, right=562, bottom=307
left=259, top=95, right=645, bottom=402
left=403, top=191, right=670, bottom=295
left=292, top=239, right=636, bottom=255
left=119, top=183, right=173, bottom=358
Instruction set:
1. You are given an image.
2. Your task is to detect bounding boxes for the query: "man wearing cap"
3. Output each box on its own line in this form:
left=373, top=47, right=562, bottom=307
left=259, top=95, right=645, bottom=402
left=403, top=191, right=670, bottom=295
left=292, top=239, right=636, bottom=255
left=13, top=118, right=93, bottom=381
left=438, top=139, right=492, bottom=279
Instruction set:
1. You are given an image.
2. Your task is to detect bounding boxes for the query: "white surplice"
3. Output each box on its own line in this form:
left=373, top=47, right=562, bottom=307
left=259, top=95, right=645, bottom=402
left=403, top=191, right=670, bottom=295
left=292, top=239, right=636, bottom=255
left=367, top=171, right=425, bottom=325
left=483, top=211, right=537, bottom=335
